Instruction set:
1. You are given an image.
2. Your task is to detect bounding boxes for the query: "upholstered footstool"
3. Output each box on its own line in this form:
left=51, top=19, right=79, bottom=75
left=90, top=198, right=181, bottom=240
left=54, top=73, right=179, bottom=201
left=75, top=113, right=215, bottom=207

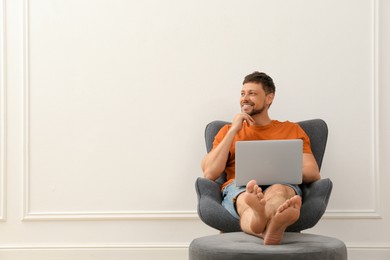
left=189, top=232, right=347, bottom=260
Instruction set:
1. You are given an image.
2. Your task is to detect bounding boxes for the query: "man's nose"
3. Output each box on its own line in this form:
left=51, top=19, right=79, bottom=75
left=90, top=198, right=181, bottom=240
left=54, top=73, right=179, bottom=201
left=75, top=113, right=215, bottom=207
left=241, top=93, right=249, bottom=101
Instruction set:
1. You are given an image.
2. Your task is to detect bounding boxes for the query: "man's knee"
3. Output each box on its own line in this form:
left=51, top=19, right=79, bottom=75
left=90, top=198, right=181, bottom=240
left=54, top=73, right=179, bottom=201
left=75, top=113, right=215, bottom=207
left=265, top=184, right=295, bottom=198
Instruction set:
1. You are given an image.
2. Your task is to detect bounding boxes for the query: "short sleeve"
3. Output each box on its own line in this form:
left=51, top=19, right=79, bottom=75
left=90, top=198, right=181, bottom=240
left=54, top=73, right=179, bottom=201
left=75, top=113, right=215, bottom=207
left=212, top=125, right=230, bottom=150
left=297, top=125, right=313, bottom=154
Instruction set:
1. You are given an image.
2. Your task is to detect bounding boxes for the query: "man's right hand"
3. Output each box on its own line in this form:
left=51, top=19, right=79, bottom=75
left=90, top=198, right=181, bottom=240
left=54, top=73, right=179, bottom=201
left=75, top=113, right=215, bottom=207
left=230, top=113, right=255, bottom=133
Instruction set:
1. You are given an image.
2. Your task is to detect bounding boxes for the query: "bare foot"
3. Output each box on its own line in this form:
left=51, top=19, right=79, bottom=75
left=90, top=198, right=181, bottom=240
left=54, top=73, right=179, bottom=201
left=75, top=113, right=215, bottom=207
left=263, top=195, right=302, bottom=245
left=240, top=180, right=268, bottom=234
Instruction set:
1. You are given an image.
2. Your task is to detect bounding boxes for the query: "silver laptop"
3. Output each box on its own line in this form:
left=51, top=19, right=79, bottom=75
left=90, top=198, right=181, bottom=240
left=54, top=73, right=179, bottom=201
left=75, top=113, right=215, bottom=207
left=235, top=139, right=303, bottom=186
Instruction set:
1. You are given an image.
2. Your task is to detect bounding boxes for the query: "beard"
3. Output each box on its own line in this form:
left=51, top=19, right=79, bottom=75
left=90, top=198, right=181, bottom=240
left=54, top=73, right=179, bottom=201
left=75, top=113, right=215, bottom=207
left=242, top=100, right=267, bottom=116
left=248, top=106, right=265, bottom=116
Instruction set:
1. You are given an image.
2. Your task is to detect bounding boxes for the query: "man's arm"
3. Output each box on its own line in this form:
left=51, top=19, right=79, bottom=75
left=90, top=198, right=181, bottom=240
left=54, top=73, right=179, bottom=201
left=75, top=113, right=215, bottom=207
left=201, top=129, right=235, bottom=180
left=201, top=113, right=254, bottom=181
left=302, top=153, right=321, bottom=183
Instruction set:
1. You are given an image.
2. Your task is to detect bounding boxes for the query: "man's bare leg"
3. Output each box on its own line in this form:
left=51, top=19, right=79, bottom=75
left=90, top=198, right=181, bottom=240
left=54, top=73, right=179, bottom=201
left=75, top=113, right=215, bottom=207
left=262, top=195, right=302, bottom=245
left=235, top=180, right=268, bottom=235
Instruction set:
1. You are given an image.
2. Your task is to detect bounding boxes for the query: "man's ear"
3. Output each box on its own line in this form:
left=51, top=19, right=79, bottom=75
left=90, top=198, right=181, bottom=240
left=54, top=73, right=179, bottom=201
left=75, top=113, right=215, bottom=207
left=266, top=93, right=275, bottom=106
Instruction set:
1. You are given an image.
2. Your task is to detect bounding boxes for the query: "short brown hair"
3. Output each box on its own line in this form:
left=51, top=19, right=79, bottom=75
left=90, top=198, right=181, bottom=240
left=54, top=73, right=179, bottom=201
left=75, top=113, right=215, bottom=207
left=243, top=72, right=275, bottom=94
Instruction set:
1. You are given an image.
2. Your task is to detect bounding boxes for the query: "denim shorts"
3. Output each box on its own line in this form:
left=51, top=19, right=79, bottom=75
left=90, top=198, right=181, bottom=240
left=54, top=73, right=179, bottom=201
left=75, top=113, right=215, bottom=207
left=221, top=181, right=302, bottom=220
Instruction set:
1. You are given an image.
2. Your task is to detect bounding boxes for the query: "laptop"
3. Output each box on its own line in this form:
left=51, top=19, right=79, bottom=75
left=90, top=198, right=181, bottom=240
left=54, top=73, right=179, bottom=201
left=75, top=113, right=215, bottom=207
left=235, top=139, right=303, bottom=186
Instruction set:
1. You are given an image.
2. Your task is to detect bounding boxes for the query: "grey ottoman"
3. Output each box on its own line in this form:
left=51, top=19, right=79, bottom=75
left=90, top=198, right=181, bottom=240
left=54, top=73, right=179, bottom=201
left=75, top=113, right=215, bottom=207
left=189, top=232, right=347, bottom=260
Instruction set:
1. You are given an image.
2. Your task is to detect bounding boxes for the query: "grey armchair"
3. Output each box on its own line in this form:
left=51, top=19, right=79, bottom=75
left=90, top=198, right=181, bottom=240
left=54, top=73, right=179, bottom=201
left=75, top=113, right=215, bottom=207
left=195, top=119, right=332, bottom=233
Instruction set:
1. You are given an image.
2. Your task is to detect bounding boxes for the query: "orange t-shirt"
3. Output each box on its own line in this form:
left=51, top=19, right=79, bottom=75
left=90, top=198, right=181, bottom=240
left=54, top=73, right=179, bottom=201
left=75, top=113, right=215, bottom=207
left=212, top=120, right=313, bottom=190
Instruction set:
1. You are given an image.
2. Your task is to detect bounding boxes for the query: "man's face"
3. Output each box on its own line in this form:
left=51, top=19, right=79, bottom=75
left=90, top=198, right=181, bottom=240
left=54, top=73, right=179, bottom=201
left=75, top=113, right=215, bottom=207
left=240, top=82, right=273, bottom=116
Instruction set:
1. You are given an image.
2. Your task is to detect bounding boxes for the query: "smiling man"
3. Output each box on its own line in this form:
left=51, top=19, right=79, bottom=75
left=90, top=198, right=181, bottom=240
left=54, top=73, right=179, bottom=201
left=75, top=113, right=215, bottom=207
left=201, top=72, right=320, bottom=245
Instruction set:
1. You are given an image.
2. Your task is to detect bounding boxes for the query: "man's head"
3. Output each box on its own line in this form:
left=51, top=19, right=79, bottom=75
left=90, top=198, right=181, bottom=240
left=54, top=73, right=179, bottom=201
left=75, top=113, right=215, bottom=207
left=240, top=72, right=275, bottom=117
left=242, top=71, right=275, bottom=95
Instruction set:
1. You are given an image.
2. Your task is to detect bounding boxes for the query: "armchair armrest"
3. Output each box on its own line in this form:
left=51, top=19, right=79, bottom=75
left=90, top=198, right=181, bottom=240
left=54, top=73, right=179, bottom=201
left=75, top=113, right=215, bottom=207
left=286, top=178, right=333, bottom=232
left=195, top=177, right=241, bottom=232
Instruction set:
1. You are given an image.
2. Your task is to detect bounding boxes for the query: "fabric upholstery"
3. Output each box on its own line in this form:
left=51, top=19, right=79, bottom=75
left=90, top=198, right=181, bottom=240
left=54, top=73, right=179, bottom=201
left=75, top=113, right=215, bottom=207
left=196, top=119, right=332, bottom=232
left=189, top=232, right=347, bottom=260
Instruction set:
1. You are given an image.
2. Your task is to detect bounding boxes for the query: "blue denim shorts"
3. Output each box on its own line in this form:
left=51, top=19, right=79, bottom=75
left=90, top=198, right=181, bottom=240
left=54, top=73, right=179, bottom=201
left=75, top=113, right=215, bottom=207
left=221, top=181, right=302, bottom=220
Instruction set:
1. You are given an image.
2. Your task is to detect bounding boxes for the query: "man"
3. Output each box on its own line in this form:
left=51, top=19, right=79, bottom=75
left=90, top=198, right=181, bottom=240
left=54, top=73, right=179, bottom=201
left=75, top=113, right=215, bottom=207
left=201, top=72, right=320, bottom=245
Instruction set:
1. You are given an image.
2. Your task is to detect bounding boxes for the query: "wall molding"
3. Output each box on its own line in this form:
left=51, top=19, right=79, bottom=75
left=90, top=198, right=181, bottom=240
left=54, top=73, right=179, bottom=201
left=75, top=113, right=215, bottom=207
left=0, top=0, right=7, bottom=221
left=321, top=0, right=382, bottom=220
left=21, top=0, right=199, bottom=221
left=347, top=244, right=390, bottom=250
left=22, top=210, right=199, bottom=221
left=22, top=0, right=381, bottom=221
left=324, top=209, right=381, bottom=219
left=23, top=0, right=31, bottom=221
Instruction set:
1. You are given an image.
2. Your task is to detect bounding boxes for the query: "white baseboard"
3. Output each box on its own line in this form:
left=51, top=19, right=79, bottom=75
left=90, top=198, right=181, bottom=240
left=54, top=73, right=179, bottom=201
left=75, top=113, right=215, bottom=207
left=0, top=244, right=389, bottom=260
left=0, top=246, right=189, bottom=260
left=347, top=244, right=390, bottom=260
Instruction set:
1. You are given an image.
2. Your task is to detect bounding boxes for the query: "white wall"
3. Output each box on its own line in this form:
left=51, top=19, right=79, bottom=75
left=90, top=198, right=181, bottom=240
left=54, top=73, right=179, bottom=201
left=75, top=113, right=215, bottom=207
left=1, top=0, right=389, bottom=259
